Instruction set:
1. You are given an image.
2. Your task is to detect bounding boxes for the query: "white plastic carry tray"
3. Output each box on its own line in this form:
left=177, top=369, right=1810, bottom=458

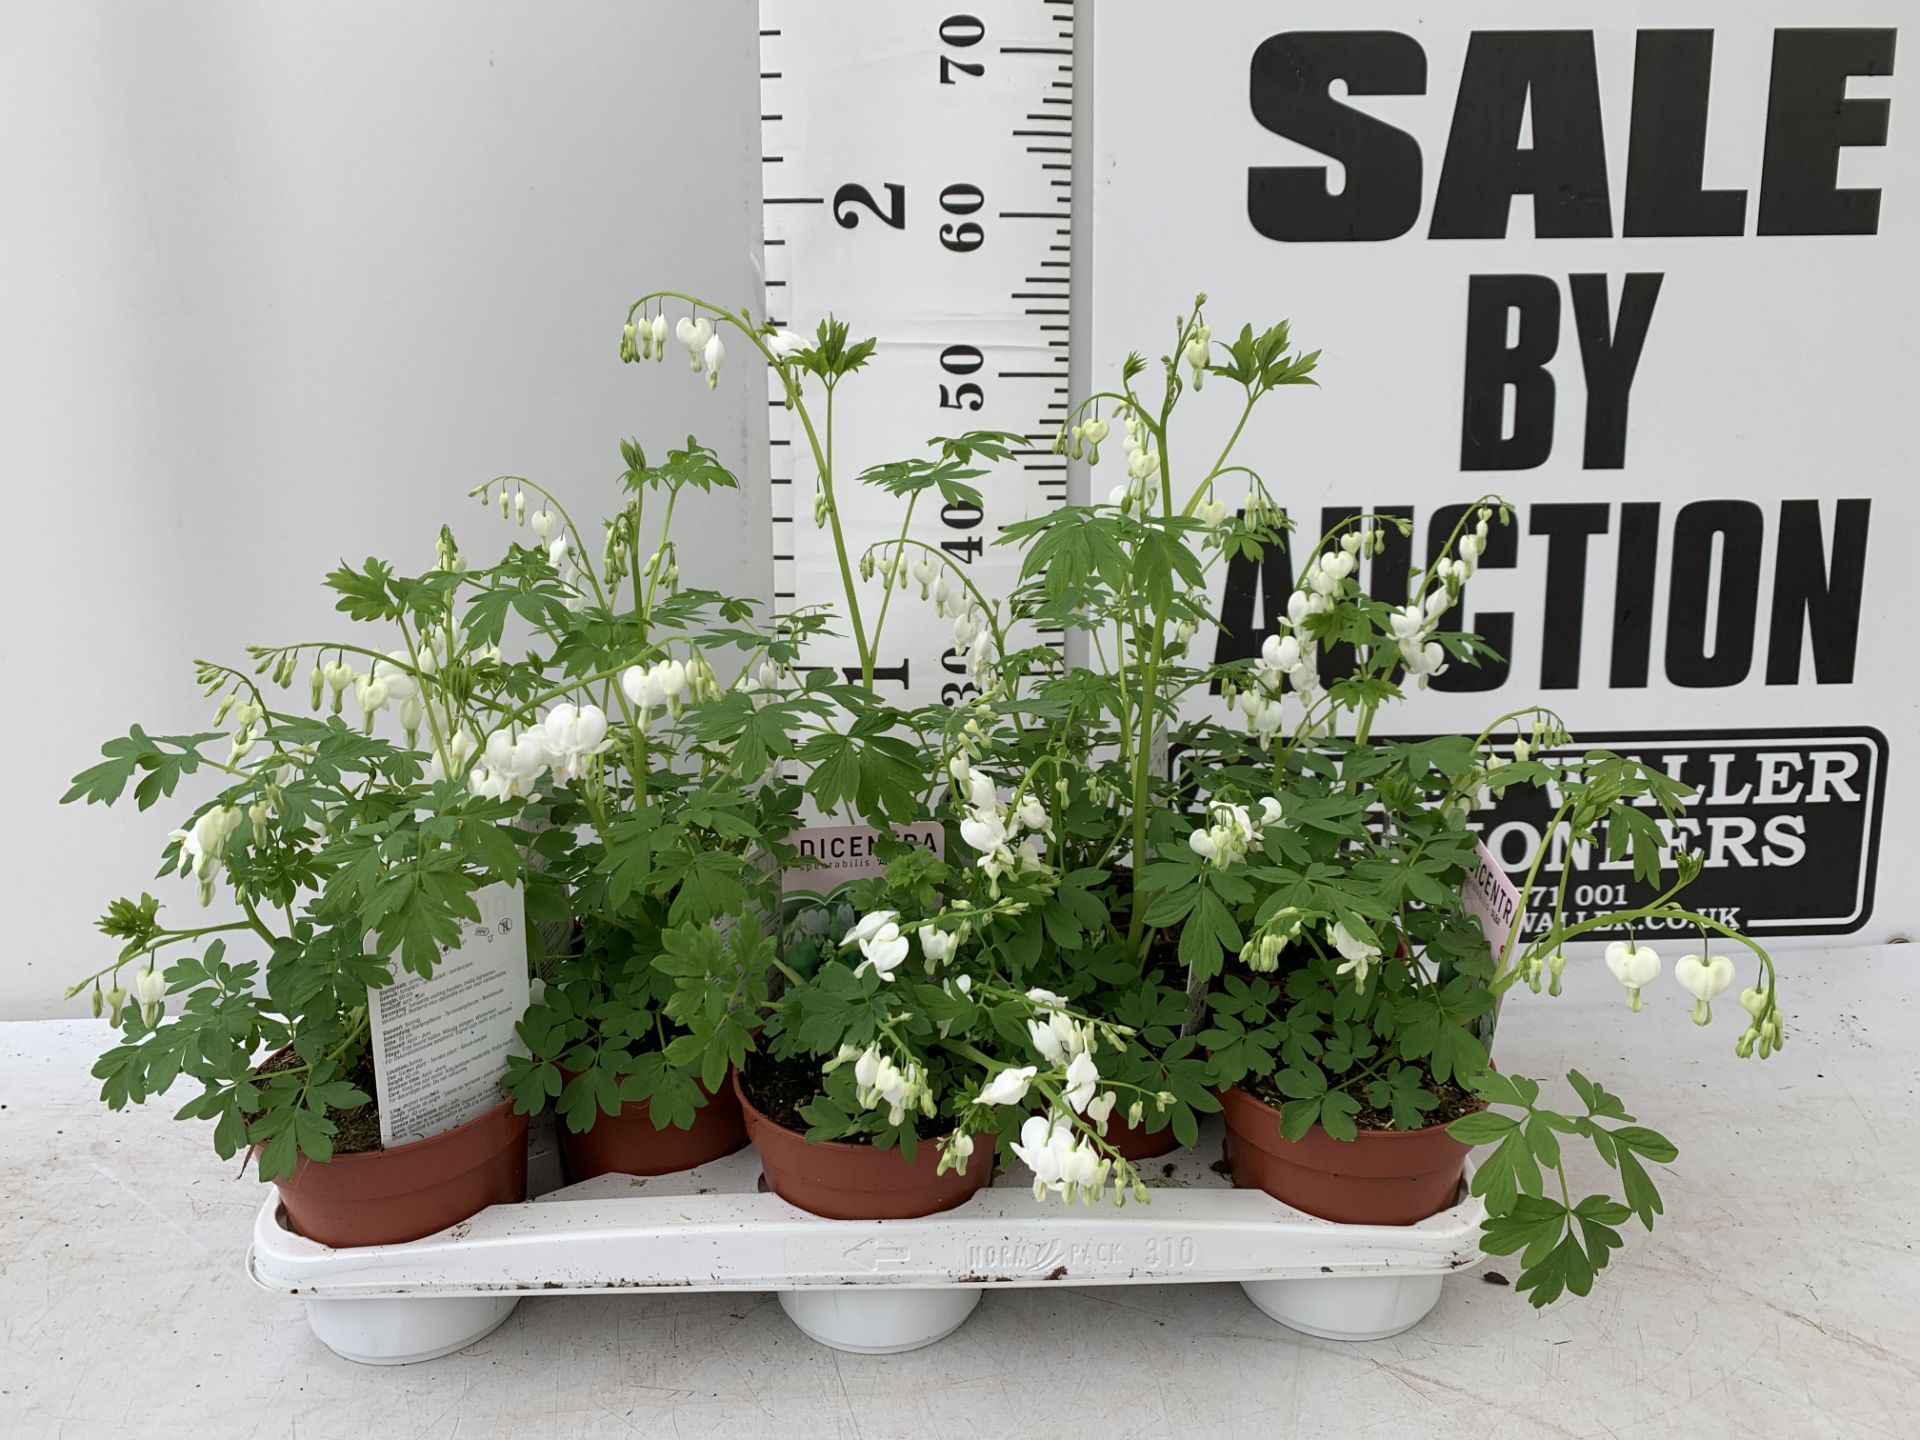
left=248, top=1117, right=1485, bottom=1364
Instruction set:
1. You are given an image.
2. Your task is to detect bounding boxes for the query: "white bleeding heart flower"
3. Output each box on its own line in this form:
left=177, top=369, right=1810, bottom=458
left=953, top=607, right=984, bottom=650
left=620, top=664, right=663, bottom=711
left=853, top=921, right=910, bottom=981
left=960, top=811, right=1008, bottom=856
left=540, top=703, right=612, bottom=782
left=1740, top=986, right=1769, bottom=1019
left=1675, top=953, right=1737, bottom=1025
left=1182, top=328, right=1210, bottom=388
left=1329, top=921, right=1381, bottom=989
left=966, top=771, right=999, bottom=816
left=843, top=910, right=898, bottom=948
left=766, top=328, right=808, bottom=360
left=1400, top=637, right=1449, bottom=688
left=1389, top=603, right=1431, bottom=644
left=1196, top=496, right=1228, bottom=529
left=1086, top=1090, right=1117, bottom=1134
left=1047, top=1009, right=1087, bottom=1058
left=702, top=331, right=725, bottom=389
left=1012, top=1112, right=1111, bottom=1203
left=1604, top=941, right=1661, bottom=1011
left=975, top=1067, right=1037, bottom=1107
left=1027, top=1016, right=1065, bottom=1065
left=1241, top=692, right=1284, bottom=747
left=677, top=316, right=713, bottom=371
left=853, top=1046, right=881, bottom=1090
left=1258, top=796, right=1284, bottom=827
left=130, top=961, right=168, bottom=1026
left=373, top=650, right=421, bottom=702
left=1063, top=1051, right=1100, bottom=1113
left=919, top=927, right=957, bottom=967
left=530, top=508, right=557, bottom=542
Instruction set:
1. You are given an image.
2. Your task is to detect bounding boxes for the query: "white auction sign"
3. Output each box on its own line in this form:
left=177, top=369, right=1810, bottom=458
left=1089, top=2, right=1912, bottom=943
left=759, top=0, right=1075, bottom=706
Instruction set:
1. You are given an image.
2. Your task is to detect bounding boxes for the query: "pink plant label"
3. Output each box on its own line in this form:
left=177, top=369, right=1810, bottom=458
left=781, top=822, right=945, bottom=897
left=1461, top=839, right=1522, bottom=969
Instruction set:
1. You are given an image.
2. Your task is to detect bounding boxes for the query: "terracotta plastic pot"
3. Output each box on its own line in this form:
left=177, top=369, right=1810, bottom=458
left=559, top=1074, right=748, bottom=1182
left=733, top=1071, right=994, bottom=1219
left=1105, top=1111, right=1180, bottom=1162
left=270, top=1099, right=529, bottom=1248
left=1220, top=1084, right=1471, bottom=1226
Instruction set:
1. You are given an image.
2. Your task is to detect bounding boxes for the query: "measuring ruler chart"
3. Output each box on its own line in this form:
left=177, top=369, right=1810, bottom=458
left=760, top=0, right=1074, bottom=707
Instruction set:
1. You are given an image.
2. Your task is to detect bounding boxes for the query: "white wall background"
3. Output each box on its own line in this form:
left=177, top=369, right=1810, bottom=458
left=0, top=2, right=770, bottom=1018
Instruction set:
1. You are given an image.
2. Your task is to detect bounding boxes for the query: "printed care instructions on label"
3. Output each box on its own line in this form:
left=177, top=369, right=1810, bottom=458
left=368, top=881, right=529, bottom=1148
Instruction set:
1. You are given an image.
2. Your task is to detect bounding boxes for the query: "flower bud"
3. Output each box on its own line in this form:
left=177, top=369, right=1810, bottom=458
left=1547, top=949, right=1569, bottom=997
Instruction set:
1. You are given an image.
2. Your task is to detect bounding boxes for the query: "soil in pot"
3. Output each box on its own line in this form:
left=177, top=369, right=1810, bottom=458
left=558, top=1069, right=748, bottom=1182
left=255, top=1050, right=528, bottom=1248
left=1220, top=1075, right=1479, bottom=1227
left=736, top=1053, right=994, bottom=1220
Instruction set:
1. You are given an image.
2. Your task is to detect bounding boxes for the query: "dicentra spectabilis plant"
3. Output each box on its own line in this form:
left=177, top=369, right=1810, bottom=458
left=615, top=288, right=1788, bottom=1290
left=64, top=447, right=801, bottom=1173
left=983, top=298, right=1784, bottom=1303
left=618, top=291, right=1186, bottom=1192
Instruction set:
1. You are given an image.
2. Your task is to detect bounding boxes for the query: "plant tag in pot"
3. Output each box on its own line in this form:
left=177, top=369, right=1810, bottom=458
left=1460, top=841, right=1522, bottom=1046
left=367, top=881, right=531, bottom=1147
left=778, top=823, right=944, bottom=976
left=1461, top=840, right=1520, bottom=968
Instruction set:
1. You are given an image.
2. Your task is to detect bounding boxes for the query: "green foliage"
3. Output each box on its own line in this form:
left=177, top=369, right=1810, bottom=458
left=62, top=726, right=222, bottom=810
left=1452, top=1068, right=1676, bottom=1305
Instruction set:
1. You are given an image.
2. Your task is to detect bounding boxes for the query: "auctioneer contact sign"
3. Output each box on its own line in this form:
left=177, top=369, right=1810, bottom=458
left=1091, top=2, right=1911, bottom=941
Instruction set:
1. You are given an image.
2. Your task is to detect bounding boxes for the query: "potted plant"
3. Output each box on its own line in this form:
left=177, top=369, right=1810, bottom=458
left=471, top=444, right=809, bottom=1182
left=62, top=526, right=541, bottom=1247
left=61, top=439, right=819, bottom=1234
left=603, top=288, right=1788, bottom=1322
left=1179, top=504, right=1785, bottom=1303
left=613, top=296, right=1205, bottom=1221
left=973, top=298, right=1784, bottom=1307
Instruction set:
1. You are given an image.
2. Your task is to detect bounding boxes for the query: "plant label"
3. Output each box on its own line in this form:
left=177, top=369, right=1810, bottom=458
left=781, top=822, right=945, bottom=898
left=367, top=881, right=530, bottom=1148
left=778, top=823, right=946, bottom=977
left=1462, top=839, right=1521, bottom=971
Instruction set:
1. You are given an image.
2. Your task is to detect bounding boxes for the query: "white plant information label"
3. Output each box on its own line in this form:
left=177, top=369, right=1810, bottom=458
left=1462, top=839, right=1523, bottom=972
left=368, top=881, right=529, bottom=1148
